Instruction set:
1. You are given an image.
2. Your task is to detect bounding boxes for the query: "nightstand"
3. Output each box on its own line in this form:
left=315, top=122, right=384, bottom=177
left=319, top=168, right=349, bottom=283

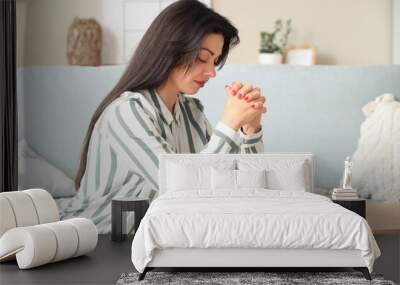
left=111, top=198, right=149, bottom=242
left=332, top=198, right=366, bottom=218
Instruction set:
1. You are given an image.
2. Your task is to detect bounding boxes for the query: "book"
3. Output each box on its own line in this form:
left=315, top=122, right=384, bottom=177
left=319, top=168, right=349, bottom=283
left=331, top=187, right=359, bottom=200
left=332, top=195, right=360, bottom=200
left=332, top=192, right=358, bottom=196
left=332, top=193, right=359, bottom=197
left=333, top=188, right=357, bottom=193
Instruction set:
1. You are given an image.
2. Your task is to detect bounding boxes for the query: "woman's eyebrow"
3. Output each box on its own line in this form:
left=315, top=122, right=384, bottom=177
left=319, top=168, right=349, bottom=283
left=200, top=47, right=215, bottom=56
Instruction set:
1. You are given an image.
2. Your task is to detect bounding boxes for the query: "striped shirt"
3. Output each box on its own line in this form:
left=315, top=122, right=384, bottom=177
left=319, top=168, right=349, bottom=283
left=59, top=89, right=264, bottom=233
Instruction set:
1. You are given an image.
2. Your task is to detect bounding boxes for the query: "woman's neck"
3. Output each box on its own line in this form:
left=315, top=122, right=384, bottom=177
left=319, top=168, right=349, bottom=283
left=156, top=80, right=179, bottom=113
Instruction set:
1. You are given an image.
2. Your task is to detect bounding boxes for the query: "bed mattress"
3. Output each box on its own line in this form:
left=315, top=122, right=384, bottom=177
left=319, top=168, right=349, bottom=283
left=131, top=189, right=380, bottom=273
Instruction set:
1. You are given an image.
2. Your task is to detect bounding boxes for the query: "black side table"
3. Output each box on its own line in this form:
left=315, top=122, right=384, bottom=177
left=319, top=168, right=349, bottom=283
left=332, top=198, right=366, bottom=218
left=111, top=198, right=149, bottom=242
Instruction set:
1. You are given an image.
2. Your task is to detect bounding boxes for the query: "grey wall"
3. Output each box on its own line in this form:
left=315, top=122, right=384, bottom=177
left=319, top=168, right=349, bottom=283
left=17, top=64, right=400, bottom=283
left=20, top=65, right=400, bottom=192
left=199, top=65, right=400, bottom=191
left=17, top=68, right=24, bottom=141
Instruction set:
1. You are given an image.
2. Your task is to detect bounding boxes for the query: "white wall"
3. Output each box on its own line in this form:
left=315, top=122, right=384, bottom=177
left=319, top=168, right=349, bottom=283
left=16, top=0, right=102, bottom=67
left=102, top=0, right=212, bottom=64
left=393, top=0, right=400, bottom=64
left=213, top=0, right=392, bottom=65
left=17, top=0, right=393, bottom=65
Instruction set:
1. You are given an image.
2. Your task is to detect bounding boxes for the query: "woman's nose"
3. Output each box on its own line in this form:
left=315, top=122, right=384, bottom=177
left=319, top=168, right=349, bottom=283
left=204, top=64, right=216, bottom=78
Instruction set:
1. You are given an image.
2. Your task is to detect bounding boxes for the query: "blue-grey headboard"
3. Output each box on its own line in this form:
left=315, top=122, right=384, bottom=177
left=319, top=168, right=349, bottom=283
left=19, top=64, right=400, bottom=191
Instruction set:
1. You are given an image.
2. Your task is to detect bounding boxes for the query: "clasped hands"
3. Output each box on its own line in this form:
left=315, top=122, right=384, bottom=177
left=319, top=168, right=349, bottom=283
left=222, top=81, right=267, bottom=135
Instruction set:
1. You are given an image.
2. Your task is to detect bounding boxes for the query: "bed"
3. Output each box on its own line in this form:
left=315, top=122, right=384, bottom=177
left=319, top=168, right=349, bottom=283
left=131, top=153, right=380, bottom=281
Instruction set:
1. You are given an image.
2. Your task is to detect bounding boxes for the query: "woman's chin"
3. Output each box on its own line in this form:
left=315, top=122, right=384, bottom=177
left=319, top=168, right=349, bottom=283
left=182, top=88, right=199, bottom=95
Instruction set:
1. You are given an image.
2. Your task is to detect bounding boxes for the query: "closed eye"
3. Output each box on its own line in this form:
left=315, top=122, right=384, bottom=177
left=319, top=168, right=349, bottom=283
left=197, top=57, right=219, bottom=66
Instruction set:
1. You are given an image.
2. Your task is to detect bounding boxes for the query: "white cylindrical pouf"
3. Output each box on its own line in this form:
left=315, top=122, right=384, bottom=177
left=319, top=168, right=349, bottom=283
left=1, top=192, right=39, bottom=227
left=18, top=226, right=58, bottom=269
left=0, top=218, right=98, bottom=269
left=0, top=226, right=57, bottom=269
left=65, top=218, right=98, bottom=257
left=24, top=189, right=59, bottom=224
left=42, top=222, right=79, bottom=262
left=0, top=196, right=17, bottom=237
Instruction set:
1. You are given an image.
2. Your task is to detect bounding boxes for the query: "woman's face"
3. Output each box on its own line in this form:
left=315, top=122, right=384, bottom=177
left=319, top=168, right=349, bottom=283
left=170, top=33, right=224, bottom=95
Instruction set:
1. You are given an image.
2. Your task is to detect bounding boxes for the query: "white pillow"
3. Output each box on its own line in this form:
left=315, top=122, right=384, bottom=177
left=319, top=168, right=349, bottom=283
left=166, top=159, right=236, bottom=192
left=238, top=159, right=307, bottom=191
left=168, top=162, right=210, bottom=191
left=236, top=169, right=267, bottom=189
left=211, top=168, right=268, bottom=190
left=211, top=168, right=236, bottom=190
left=18, top=140, right=75, bottom=198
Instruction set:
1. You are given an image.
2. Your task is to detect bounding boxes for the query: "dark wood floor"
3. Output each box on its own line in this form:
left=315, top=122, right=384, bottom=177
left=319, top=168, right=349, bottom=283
left=1, top=234, right=397, bottom=284
left=0, top=235, right=133, bottom=285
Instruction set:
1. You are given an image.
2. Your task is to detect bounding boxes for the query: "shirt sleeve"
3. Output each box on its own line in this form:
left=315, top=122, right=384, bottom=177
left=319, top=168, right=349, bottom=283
left=203, top=118, right=242, bottom=154
left=238, top=127, right=264, bottom=153
left=103, top=99, right=242, bottom=194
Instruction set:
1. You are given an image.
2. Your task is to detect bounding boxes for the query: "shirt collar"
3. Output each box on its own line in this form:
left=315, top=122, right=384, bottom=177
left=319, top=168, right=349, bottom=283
left=148, top=89, right=182, bottom=127
left=174, top=95, right=183, bottom=127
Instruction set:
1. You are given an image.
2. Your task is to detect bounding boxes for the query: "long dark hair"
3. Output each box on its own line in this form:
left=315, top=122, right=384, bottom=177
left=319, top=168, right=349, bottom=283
left=75, top=0, right=240, bottom=190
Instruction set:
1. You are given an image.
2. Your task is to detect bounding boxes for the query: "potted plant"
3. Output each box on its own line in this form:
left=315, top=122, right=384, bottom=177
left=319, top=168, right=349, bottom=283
left=259, top=19, right=292, bottom=64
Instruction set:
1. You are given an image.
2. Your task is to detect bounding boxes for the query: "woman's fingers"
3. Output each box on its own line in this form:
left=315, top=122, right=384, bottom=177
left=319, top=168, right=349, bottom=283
left=250, top=100, right=267, bottom=111
left=224, top=84, right=233, bottom=95
left=225, top=83, right=266, bottom=110
left=244, top=88, right=260, bottom=101
left=223, top=82, right=267, bottom=129
left=245, top=88, right=264, bottom=102
left=225, top=84, right=238, bottom=96
left=237, top=84, right=253, bottom=99
left=228, top=81, right=244, bottom=95
left=231, top=80, right=243, bottom=88
left=248, top=96, right=266, bottom=106
left=251, top=102, right=262, bottom=109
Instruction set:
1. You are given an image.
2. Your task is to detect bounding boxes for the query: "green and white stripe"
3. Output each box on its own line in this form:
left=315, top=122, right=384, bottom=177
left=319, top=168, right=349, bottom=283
left=59, top=89, right=264, bottom=233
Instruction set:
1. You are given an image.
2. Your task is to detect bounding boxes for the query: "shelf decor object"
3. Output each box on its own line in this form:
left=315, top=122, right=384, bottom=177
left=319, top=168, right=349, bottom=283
left=259, top=19, right=292, bottom=64
left=283, top=43, right=317, bottom=65
left=67, top=18, right=102, bottom=66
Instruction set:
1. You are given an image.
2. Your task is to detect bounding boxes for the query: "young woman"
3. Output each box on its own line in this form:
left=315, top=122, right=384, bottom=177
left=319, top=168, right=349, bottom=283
left=60, top=0, right=267, bottom=233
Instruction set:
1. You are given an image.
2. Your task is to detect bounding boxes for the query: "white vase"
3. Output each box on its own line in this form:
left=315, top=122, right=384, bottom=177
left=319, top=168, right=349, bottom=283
left=258, top=53, right=283, bottom=64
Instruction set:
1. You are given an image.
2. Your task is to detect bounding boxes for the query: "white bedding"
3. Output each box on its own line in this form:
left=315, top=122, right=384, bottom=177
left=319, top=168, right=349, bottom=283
left=131, top=189, right=380, bottom=273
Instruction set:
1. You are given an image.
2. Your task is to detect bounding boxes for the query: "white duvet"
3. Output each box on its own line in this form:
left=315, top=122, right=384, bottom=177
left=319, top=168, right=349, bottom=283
left=131, top=190, right=380, bottom=273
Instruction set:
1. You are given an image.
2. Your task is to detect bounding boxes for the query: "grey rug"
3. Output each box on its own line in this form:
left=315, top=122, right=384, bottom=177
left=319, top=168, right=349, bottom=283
left=116, top=271, right=396, bottom=285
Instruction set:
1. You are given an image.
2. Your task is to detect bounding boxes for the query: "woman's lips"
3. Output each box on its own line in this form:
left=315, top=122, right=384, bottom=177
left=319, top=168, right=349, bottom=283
left=194, top=80, right=205, bottom=87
